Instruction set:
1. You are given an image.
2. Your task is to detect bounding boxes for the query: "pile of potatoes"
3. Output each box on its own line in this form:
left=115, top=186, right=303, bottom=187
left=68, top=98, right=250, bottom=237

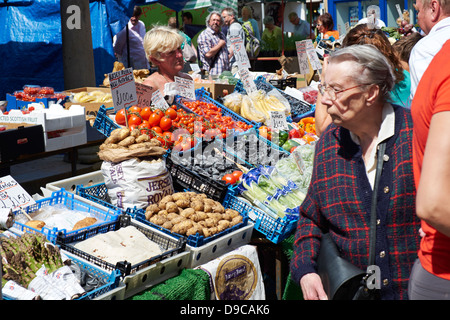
left=145, top=191, right=243, bottom=238
left=99, top=128, right=161, bottom=151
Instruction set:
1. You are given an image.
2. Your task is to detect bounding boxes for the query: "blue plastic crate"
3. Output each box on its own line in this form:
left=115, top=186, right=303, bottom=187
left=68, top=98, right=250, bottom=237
left=128, top=200, right=249, bottom=248
left=69, top=254, right=122, bottom=300
left=56, top=214, right=186, bottom=276
left=234, top=76, right=315, bottom=120
left=12, top=189, right=121, bottom=244
left=222, top=188, right=298, bottom=244
left=174, top=87, right=261, bottom=129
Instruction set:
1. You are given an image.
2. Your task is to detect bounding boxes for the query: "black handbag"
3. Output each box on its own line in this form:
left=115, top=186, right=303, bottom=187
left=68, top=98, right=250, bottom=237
left=317, top=142, right=386, bottom=300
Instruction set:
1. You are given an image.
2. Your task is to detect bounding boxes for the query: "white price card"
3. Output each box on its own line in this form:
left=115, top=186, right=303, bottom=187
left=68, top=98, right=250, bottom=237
left=108, top=67, right=138, bottom=111
left=239, top=68, right=257, bottom=93
left=0, top=175, right=35, bottom=210
left=295, top=41, right=310, bottom=75
left=230, top=35, right=251, bottom=69
left=135, top=82, right=153, bottom=109
left=175, top=76, right=195, bottom=100
left=305, top=40, right=322, bottom=71
left=152, top=89, right=170, bottom=111
left=269, top=111, right=289, bottom=131
left=190, top=63, right=200, bottom=73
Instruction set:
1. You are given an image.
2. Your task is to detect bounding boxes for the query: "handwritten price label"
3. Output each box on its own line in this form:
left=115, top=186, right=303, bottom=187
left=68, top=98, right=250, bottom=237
left=135, top=82, right=154, bottom=109
left=175, top=76, right=195, bottom=100
left=152, top=90, right=170, bottom=111
left=269, top=111, right=289, bottom=130
left=0, top=175, right=35, bottom=210
left=109, top=67, right=138, bottom=111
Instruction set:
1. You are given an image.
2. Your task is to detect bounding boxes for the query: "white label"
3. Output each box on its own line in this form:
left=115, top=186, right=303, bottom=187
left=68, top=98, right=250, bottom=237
left=151, top=90, right=170, bottom=111
left=305, top=40, right=322, bottom=71
left=239, top=69, right=257, bottom=93
left=135, top=82, right=153, bottom=109
left=230, top=35, right=251, bottom=69
left=108, top=67, right=138, bottom=111
left=269, top=111, right=289, bottom=130
left=295, top=41, right=310, bottom=75
left=0, top=175, right=35, bottom=210
left=175, top=76, right=195, bottom=100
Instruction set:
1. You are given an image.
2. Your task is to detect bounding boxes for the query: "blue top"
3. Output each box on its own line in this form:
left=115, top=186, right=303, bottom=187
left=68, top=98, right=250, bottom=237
left=390, top=69, right=412, bottom=108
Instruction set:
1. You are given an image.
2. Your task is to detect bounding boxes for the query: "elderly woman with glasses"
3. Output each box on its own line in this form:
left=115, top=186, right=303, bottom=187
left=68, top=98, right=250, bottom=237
left=289, top=44, right=420, bottom=300
left=142, top=25, right=192, bottom=103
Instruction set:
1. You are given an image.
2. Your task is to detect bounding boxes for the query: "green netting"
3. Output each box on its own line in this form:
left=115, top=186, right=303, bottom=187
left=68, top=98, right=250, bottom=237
left=129, top=268, right=211, bottom=300
left=280, top=233, right=303, bottom=300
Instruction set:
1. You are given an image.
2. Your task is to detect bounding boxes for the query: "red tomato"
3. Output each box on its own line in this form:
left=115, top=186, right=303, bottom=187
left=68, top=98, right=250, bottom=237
left=159, top=116, right=172, bottom=132
left=222, top=174, right=237, bottom=184
left=138, top=122, right=151, bottom=135
left=128, top=114, right=142, bottom=127
left=148, top=112, right=162, bottom=127
left=140, top=107, right=152, bottom=121
left=165, top=107, right=178, bottom=120
left=231, top=170, right=243, bottom=180
left=129, top=105, right=141, bottom=114
left=115, top=109, right=127, bottom=126
left=152, top=126, right=163, bottom=135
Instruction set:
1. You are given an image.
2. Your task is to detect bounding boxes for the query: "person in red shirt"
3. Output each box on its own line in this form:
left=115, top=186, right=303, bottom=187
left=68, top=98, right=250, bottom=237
left=410, top=39, right=450, bottom=299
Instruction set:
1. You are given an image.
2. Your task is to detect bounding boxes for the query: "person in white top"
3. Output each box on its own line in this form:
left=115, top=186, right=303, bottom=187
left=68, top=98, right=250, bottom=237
left=113, top=6, right=150, bottom=70
left=357, top=5, right=386, bottom=29
left=408, top=0, right=450, bottom=99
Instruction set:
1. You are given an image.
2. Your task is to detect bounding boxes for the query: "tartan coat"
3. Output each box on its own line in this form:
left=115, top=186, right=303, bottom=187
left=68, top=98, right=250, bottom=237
left=290, top=105, right=421, bottom=300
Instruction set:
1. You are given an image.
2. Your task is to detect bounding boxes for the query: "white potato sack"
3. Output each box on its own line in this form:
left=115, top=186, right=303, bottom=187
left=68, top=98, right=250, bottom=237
left=101, top=157, right=174, bottom=210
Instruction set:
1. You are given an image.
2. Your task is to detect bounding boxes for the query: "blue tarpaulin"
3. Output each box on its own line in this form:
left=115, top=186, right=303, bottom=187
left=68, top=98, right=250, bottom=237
left=0, top=0, right=136, bottom=101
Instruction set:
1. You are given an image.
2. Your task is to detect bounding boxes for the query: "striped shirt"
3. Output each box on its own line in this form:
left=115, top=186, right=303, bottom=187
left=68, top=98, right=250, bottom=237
left=197, top=27, right=230, bottom=75
left=290, top=105, right=421, bottom=300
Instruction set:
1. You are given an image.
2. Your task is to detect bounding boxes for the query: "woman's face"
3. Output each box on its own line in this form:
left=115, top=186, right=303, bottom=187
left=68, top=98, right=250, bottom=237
left=156, top=47, right=184, bottom=74
left=317, top=19, right=325, bottom=33
left=321, top=61, right=371, bottom=129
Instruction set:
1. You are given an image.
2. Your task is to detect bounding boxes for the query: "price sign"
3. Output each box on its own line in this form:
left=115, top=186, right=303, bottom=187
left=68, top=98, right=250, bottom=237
left=239, top=68, right=257, bottom=93
left=230, top=35, right=251, bottom=69
left=0, top=175, right=35, bottom=210
left=175, top=76, right=195, bottom=100
left=135, top=82, right=153, bottom=109
left=269, top=111, right=289, bottom=131
left=108, top=67, right=138, bottom=111
left=152, top=90, right=170, bottom=111
left=305, top=40, right=322, bottom=71
left=295, top=41, right=310, bottom=75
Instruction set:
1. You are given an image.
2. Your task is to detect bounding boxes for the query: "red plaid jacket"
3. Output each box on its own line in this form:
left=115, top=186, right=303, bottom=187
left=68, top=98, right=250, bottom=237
left=290, top=105, right=421, bottom=300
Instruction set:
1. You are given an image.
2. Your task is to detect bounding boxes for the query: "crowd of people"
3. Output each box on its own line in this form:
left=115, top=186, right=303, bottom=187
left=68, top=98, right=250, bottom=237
left=112, top=3, right=450, bottom=300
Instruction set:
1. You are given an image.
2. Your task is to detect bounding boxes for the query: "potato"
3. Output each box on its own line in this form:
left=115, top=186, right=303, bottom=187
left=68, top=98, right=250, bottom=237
left=176, top=199, right=190, bottom=208
left=109, top=128, right=130, bottom=143
left=165, top=201, right=178, bottom=213
left=191, top=211, right=207, bottom=222
left=180, top=208, right=195, bottom=218
left=162, top=221, right=173, bottom=230
left=186, top=225, right=201, bottom=236
left=172, top=220, right=193, bottom=235
left=145, top=210, right=154, bottom=221
left=157, top=209, right=168, bottom=216
left=225, top=209, right=240, bottom=218
left=167, top=212, right=179, bottom=220
left=171, top=216, right=186, bottom=225
left=212, top=204, right=225, bottom=213
left=146, top=204, right=159, bottom=214
left=172, top=192, right=188, bottom=201
left=150, top=215, right=167, bottom=226
left=118, top=135, right=135, bottom=147
left=159, top=196, right=173, bottom=210
left=217, top=220, right=230, bottom=232
left=204, top=217, right=217, bottom=228
left=190, top=200, right=204, bottom=212
left=221, top=212, right=232, bottom=221
left=203, top=202, right=213, bottom=213
left=230, top=215, right=243, bottom=226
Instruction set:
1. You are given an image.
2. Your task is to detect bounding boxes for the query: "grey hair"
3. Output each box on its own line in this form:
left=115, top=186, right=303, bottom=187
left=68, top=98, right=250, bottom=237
left=222, top=7, right=236, bottom=18
left=205, top=11, right=223, bottom=27
left=329, top=44, right=395, bottom=101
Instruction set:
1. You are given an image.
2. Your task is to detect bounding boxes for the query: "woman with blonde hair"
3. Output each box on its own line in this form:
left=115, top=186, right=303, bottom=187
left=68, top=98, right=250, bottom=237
left=142, top=25, right=192, bottom=102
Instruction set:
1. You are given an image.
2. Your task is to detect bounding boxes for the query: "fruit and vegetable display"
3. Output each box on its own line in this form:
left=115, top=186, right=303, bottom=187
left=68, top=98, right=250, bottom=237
left=12, top=85, right=67, bottom=102
left=144, top=192, right=244, bottom=238
left=69, top=90, right=113, bottom=104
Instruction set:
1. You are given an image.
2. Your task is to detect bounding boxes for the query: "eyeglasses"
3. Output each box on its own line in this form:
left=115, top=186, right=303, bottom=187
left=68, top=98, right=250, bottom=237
left=318, top=83, right=370, bottom=101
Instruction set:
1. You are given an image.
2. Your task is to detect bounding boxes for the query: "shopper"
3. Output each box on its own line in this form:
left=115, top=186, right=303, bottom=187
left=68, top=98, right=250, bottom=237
left=315, top=13, right=339, bottom=44
left=142, top=25, right=192, bottom=103
left=168, top=17, right=197, bottom=64
left=221, top=7, right=246, bottom=74
left=113, top=6, right=149, bottom=70
left=288, top=12, right=314, bottom=41
left=392, top=33, right=423, bottom=73
left=197, top=11, right=230, bottom=76
left=241, top=5, right=261, bottom=41
left=408, top=0, right=450, bottom=99
left=408, top=39, right=450, bottom=300
left=356, top=5, right=386, bottom=29
left=315, top=25, right=409, bottom=136
left=290, top=44, right=421, bottom=300
left=261, top=16, right=283, bottom=53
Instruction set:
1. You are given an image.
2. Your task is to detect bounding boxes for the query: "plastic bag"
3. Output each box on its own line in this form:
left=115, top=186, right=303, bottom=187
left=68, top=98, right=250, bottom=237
left=222, top=91, right=243, bottom=114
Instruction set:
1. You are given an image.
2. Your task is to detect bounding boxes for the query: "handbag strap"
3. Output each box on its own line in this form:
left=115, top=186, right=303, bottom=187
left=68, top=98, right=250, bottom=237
left=368, top=142, right=386, bottom=266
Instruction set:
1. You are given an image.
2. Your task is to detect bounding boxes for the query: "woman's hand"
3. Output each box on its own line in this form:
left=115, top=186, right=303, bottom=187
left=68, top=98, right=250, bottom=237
left=300, top=273, right=328, bottom=300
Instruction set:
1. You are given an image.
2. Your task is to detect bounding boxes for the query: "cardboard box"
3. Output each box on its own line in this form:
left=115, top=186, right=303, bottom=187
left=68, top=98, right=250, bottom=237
left=194, top=82, right=235, bottom=100
left=0, top=125, right=45, bottom=161
left=0, top=106, right=87, bottom=152
left=64, top=87, right=113, bottom=120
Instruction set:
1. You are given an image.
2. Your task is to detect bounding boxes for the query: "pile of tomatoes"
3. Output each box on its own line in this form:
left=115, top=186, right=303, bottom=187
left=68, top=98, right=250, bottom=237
left=182, top=100, right=253, bottom=132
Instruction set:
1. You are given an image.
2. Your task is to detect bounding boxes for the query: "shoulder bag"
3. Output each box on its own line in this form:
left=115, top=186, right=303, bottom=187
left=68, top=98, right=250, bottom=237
left=317, top=142, right=386, bottom=300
